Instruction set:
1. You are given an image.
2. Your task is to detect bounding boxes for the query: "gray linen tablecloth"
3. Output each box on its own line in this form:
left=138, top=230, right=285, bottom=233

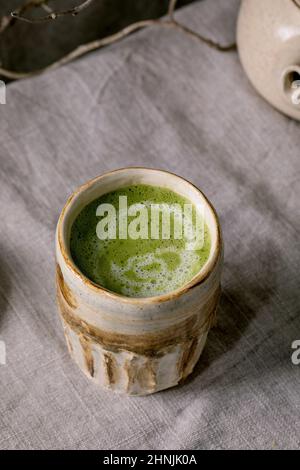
left=0, top=0, right=299, bottom=450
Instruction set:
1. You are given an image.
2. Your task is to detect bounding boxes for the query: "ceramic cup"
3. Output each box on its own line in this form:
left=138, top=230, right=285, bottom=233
left=55, top=168, right=223, bottom=396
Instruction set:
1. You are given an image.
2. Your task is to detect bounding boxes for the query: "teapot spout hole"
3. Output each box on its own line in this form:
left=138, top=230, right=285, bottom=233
left=283, top=66, right=300, bottom=107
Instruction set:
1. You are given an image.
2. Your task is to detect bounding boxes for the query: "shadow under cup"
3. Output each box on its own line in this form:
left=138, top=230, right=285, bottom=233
left=56, top=168, right=223, bottom=395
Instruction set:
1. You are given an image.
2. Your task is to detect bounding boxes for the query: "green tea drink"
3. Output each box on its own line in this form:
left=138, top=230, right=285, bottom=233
left=70, top=185, right=211, bottom=298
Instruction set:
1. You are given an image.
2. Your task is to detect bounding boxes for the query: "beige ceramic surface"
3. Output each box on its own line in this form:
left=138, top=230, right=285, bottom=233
left=55, top=168, right=223, bottom=396
left=237, top=0, right=300, bottom=120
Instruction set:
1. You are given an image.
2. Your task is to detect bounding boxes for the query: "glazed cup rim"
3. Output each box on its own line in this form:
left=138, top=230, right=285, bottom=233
left=56, top=167, right=222, bottom=304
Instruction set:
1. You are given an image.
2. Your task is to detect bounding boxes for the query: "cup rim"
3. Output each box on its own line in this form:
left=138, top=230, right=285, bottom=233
left=57, top=167, right=222, bottom=304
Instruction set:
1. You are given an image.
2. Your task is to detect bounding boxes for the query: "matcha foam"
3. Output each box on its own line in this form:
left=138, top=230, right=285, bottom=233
left=70, top=185, right=211, bottom=298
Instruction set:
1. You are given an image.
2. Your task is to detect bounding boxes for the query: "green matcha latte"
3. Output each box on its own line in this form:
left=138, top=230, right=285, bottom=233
left=70, top=185, right=211, bottom=298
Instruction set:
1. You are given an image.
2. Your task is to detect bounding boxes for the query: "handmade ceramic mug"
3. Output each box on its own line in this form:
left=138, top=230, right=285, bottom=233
left=238, top=0, right=300, bottom=121
left=55, top=168, right=223, bottom=396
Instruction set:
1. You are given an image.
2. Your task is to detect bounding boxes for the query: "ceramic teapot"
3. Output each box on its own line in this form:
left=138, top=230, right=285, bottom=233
left=237, top=0, right=300, bottom=120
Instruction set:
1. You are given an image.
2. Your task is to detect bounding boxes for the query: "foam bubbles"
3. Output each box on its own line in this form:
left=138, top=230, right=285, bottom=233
left=109, top=247, right=200, bottom=297
left=70, top=184, right=211, bottom=298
